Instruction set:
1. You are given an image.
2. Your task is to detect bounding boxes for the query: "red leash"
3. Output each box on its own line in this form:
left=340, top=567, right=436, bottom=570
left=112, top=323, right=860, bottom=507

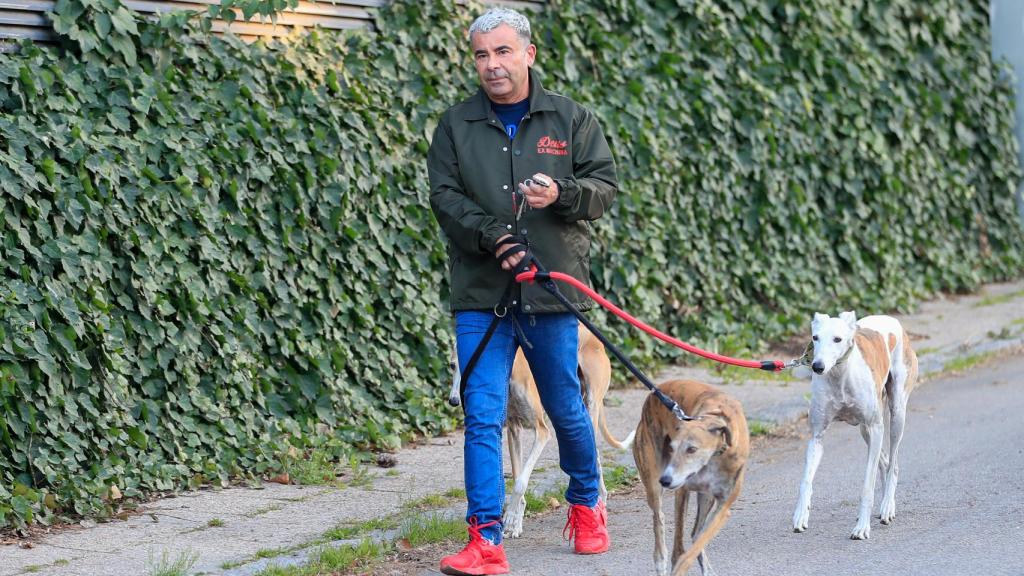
left=516, top=269, right=786, bottom=372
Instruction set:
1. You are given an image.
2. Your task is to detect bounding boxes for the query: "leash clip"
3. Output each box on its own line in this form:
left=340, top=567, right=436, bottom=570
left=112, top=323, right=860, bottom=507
left=672, top=404, right=695, bottom=422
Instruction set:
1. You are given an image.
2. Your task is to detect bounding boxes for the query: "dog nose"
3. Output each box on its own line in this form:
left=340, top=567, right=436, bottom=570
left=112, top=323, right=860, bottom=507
left=659, top=473, right=673, bottom=488
left=811, top=361, right=824, bottom=374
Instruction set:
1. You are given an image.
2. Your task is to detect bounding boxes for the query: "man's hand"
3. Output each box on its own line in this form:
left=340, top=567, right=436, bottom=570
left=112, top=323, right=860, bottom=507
left=519, top=173, right=559, bottom=209
left=495, top=234, right=526, bottom=271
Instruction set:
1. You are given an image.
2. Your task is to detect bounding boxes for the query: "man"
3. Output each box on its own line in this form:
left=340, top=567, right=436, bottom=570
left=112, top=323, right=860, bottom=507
left=428, top=7, right=618, bottom=576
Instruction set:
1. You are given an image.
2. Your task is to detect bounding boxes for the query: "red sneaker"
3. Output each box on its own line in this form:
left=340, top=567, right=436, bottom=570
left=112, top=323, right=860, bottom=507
left=563, top=500, right=610, bottom=554
left=440, top=519, right=510, bottom=576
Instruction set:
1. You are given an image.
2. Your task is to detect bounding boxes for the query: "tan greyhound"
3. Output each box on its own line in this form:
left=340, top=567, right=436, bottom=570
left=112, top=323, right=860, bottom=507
left=633, top=380, right=749, bottom=576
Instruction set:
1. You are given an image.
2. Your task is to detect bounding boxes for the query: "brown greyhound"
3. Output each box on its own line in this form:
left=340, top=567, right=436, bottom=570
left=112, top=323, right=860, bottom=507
left=633, top=380, right=749, bottom=576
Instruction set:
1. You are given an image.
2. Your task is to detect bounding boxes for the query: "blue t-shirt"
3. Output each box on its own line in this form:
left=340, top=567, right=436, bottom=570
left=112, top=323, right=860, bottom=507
left=491, top=99, right=529, bottom=140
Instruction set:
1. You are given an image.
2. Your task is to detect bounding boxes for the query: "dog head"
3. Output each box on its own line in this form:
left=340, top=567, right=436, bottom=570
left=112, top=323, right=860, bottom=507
left=810, top=311, right=857, bottom=375
left=658, top=411, right=733, bottom=489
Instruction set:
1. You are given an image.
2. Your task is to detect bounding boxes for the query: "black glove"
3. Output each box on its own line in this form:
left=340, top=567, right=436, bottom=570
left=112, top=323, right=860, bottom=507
left=495, top=234, right=529, bottom=271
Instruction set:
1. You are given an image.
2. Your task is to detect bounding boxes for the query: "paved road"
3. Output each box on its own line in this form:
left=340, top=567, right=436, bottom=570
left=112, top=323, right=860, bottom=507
left=484, top=353, right=1024, bottom=576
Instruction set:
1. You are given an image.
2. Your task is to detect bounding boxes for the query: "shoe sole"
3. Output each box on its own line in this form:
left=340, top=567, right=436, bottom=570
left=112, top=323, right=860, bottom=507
left=440, top=564, right=510, bottom=576
left=575, top=546, right=610, bottom=555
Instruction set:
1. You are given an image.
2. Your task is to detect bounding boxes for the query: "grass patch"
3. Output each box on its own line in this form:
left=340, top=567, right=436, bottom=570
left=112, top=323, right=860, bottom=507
left=245, top=502, right=284, bottom=518
left=748, top=420, right=775, bottom=437
left=603, top=464, right=638, bottom=493
left=398, top=513, right=466, bottom=547
left=323, top=517, right=399, bottom=541
left=227, top=488, right=463, bottom=573
left=281, top=448, right=373, bottom=489
left=942, top=351, right=999, bottom=374
left=284, top=448, right=339, bottom=486
left=386, top=469, right=400, bottom=477
left=1011, top=317, right=1024, bottom=326
left=207, top=518, right=225, bottom=528
left=220, top=543, right=306, bottom=570
left=987, top=327, right=1016, bottom=340
left=973, top=289, right=1024, bottom=308
left=915, top=346, right=939, bottom=357
left=22, top=566, right=43, bottom=574
left=525, top=485, right=566, bottom=514
left=443, top=487, right=466, bottom=499
left=254, top=539, right=386, bottom=576
left=147, top=549, right=198, bottom=576
left=401, top=493, right=449, bottom=511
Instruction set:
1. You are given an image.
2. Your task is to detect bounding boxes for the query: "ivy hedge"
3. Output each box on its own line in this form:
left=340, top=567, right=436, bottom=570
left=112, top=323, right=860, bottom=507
left=1, top=0, right=1021, bottom=529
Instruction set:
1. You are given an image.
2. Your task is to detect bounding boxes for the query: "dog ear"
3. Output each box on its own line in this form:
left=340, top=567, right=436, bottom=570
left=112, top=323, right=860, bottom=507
left=703, top=411, right=733, bottom=449
left=839, top=310, right=857, bottom=327
left=812, top=312, right=829, bottom=326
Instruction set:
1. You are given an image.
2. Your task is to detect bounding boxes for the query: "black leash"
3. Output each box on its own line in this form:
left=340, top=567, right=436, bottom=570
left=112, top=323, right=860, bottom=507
left=456, top=276, right=514, bottom=409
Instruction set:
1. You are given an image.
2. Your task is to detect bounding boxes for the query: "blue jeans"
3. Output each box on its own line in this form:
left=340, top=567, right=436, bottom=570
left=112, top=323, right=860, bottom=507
left=455, top=310, right=600, bottom=544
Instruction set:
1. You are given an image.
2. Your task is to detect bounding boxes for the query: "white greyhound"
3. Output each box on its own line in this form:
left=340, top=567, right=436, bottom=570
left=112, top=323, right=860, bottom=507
left=792, top=311, right=918, bottom=540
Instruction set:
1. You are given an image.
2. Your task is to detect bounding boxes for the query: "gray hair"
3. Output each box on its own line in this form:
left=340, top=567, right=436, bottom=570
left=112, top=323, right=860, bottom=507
left=469, top=8, right=532, bottom=45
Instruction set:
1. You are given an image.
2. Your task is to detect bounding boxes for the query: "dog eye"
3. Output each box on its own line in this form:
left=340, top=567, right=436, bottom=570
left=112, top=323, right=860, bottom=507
left=833, top=337, right=841, bottom=343
left=812, top=335, right=818, bottom=341
left=686, top=445, right=698, bottom=454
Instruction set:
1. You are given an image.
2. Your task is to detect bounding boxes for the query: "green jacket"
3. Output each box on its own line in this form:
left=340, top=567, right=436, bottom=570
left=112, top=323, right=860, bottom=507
left=428, top=69, right=618, bottom=313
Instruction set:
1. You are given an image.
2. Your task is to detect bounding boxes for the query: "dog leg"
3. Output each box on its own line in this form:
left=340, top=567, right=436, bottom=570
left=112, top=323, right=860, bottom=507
left=648, top=483, right=669, bottom=576
left=447, top=344, right=462, bottom=407
left=671, top=489, right=689, bottom=566
left=671, top=475, right=743, bottom=576
left=692, top=492, right=716, bottom=576
left=793, top=430, right=825, bottom=533
left=879, top=391, right=908, bottom=525
left=859, top=423, right=888, bottom=483
left=851, top=419, right=884, bottom=540
left=587, top=394, right=609, bottom=503
left=503, top=424, right=524, bottom=538
left=503, top=422, right=550, bottom=538
left=636, top=433, right=670, bottom=576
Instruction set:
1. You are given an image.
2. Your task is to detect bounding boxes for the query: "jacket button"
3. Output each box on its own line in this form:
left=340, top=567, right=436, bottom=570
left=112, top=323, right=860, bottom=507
left=521, top=229, right=527, bottom=234
left=502, top=146, right=508, bottom=152
left=514, top=150, right=521, bottom=156
left=503, top=185, right=508, bottom=190
left=506, top=224, right=512, bottom=230
left=524, top=304, right=532, bottom=311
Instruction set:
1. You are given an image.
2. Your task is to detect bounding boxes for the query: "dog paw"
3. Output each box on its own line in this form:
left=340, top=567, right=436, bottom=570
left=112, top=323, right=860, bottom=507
left=501, top=515, right=523, bottom=538
left=850, top=524, right=871, bottom=540
left=878, top=499, right=896, bottom=525
left=792, top=510, right=809, bottom=533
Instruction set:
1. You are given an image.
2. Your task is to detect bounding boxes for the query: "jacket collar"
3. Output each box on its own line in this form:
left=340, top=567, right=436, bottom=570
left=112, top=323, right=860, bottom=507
left=463, top=68, right=556, bottom=121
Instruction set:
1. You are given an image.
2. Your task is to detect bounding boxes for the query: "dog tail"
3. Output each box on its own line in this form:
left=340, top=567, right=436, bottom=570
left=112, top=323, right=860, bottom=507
left=598, top=409, right=636, bottom=451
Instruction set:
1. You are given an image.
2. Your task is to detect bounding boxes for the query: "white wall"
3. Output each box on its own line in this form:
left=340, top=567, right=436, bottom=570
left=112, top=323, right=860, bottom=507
left=991, top=0, right=1024, bottom=220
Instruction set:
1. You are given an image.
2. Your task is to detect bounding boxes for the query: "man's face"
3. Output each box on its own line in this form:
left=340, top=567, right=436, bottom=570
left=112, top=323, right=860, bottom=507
left=471, top=24, right=536, bottom=104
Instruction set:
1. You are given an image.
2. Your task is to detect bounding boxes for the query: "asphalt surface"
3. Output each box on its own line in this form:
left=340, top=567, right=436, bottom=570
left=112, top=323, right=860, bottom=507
left=484, top=353, right=1024, bottom=576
